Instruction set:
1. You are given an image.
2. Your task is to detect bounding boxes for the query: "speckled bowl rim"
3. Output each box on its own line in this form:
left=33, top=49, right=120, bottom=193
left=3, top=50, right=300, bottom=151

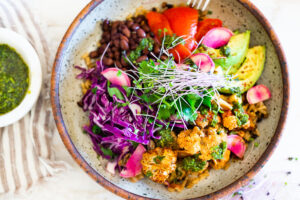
left=51, top=0, right=289, bottom=199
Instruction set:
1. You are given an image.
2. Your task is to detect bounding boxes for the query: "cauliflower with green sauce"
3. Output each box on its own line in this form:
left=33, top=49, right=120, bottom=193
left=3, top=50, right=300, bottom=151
left=154, top=129, right=178, bottom=149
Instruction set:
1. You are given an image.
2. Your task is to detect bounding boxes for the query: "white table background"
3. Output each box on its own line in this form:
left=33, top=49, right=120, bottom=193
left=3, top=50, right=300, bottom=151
left=11, top=0, right=300, bottom=199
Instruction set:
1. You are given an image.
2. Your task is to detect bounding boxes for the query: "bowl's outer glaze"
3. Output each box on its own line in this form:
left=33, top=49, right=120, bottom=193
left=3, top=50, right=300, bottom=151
left=51, top=0, right=288, bottom=199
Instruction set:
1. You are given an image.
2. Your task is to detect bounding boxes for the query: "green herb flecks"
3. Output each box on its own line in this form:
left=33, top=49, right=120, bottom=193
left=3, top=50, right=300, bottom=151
left=233, top=102, right=249, bottom=126
left=145, top=171, right=153, bottom=177
left=182, top=155, right=207, bottom=172
left=153, top=155, right=165, bottom=164
left=211, top=141, right=227, bottom=160
left=126, top=38, right=154, bottom=64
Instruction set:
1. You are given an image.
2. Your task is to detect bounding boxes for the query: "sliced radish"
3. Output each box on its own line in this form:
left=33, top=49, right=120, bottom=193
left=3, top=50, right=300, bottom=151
left=202, top=27, right=234, bottom=49
left=246, top=84, right=271, bottom=104
left=129, top=103, right=141, bottom=117
left=101, top=68, right=131, bottom=87
left=176, top=63, right=189, bottom=70
left=227, top=135, right=246, bottom=159
left=190, top=53, right=215, bottom=73
left=120, top=144, right=146, bottom=178
left=106, top=160, right=118, bottom=175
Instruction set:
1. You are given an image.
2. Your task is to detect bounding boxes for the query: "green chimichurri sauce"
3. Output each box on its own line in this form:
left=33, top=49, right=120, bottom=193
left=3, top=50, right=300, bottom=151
left=0, top=44, right=29, bottom=115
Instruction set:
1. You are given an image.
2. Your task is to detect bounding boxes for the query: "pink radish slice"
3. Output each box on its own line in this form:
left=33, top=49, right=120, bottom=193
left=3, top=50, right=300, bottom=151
left=227, top=135, right=246, bottom=159
left=246, top=84, right=271, bottom=104
left=176, top=64, right=189, bottom=70
left=129, top=103, right=141, bottom=117
left=101, top=68, right=131, bottom=87
left=190, top=53, right=215, bottom=73
left=106, top=160, right=118, bottom=175
left=120, top=144, right=146, bottom=178
left=202, top=27, right=234, bottom=49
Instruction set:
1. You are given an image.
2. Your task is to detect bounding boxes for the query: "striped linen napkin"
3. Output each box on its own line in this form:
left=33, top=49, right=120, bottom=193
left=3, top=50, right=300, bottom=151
left=0, top=0, right=66, bottom=194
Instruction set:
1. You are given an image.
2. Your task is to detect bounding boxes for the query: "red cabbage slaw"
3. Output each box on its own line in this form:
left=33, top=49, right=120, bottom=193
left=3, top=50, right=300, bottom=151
left=75, top=61, right=166, bottom=171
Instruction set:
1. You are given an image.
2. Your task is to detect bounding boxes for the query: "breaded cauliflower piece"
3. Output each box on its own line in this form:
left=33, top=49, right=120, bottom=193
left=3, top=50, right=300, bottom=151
left=198, top=129, right=227, bottom=161
left=177, top=126, right=204, bottom=154
left=211, top=150, right=231, bottom=170
left=141, top=147, right=177, bottom=184
left=222, top=110, right=250, bottom=130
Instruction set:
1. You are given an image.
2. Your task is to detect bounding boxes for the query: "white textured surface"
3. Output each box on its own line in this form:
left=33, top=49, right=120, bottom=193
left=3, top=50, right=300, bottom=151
left=9, top=0, right=300, bottom=199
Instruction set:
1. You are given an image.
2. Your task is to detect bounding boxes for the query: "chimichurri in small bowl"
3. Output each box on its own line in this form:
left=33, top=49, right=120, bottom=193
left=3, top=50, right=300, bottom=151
left=0, top=44, right=30, bottom=115
left=0, top=28, right=42, bottom=127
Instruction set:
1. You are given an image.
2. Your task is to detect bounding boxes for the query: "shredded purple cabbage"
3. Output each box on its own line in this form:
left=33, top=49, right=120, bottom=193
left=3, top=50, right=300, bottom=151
left=75, top=61, right=164, bottom=170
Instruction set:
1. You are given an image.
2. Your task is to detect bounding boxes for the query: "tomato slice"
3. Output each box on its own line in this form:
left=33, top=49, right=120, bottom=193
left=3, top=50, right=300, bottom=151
left=195, top=18, right=223, bottom=42
left=146, top=11, right=173, bottom=39
left=169, top=44, right=192, bottom=63
left=163, top=7, right=198, bottom=50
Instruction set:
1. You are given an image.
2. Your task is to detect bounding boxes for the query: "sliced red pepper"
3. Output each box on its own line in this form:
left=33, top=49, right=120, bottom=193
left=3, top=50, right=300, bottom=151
left=146, top=11, right=173, bottom=40
left=195, top=18, right=223, bottom=42
left=169, top=44, right=192, bottom=63
left=163, top=7, right=199, bottom=50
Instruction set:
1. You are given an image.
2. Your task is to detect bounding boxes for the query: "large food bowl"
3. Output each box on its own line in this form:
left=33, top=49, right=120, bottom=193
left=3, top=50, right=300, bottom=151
left=51, top=0, right=289, bottom=199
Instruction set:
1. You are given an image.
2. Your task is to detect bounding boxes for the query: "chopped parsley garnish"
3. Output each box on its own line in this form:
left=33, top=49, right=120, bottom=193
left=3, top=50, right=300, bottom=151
left=182, top=156, right=207, bottom=172
left=126, top=38, right=154, bottom=63
left=117, top=70, right=122, bottom=77
left=91, top=87, right=97, bottom=94
left=233, top=102, right=249, bottom=126
left=254, top=142, right=259, bottom=147
left=153, top=155, right=165, bottom=164
left=100, top=146, right=115, bottom=158
left=145, top=171, right=153, bottom=177
left=211, top=141, right=227, bottom=160
left=92, top=125, right=102, bottom=135
left=220, top=46, right=231, bottom=57
left=162, top=33, right=185, bottom=49
left=155, top=129, right=177, bottom=148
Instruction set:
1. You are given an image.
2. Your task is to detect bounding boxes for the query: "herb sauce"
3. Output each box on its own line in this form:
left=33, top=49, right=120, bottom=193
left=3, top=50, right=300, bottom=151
left=0, top=44, right=29, bottom=115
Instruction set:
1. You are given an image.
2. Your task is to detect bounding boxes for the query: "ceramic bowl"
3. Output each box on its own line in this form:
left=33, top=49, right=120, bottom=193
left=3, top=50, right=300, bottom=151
left=0, top=28, right=42, bottom=127
left=51, top=0, right=289, bottom=199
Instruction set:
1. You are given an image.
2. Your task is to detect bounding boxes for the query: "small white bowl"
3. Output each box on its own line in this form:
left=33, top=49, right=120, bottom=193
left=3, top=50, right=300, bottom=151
left=0, top=28, right=42, bottom=127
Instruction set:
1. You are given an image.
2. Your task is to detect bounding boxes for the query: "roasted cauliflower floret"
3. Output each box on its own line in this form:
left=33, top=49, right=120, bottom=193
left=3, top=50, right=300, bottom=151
left=177, top=126, right=204, bottom=154
left=211, top=149, right=231, bottom=170
left=141, top=147, right=177, bottom=184
left=198, top=128, right=227, bottom=161
left=222, top=110, right=250, bottom=130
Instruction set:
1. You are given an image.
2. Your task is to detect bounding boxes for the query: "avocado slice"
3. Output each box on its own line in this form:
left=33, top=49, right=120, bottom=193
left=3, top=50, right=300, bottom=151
left=219, top=46, right=266, bottom=94
left=214, top=31, right=251, bottom=74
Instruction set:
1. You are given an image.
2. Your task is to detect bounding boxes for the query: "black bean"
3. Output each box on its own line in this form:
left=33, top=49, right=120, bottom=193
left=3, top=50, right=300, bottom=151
left=121, top=57, right=128, bottom=66
left=89, top=50, right=100, bottom=58
left=120, top=34, right=129, bottom=42
left=102, top=20, right=110, bottom=31
left=154, top=45, right=160, bottom=54
left=102, top=31, right=110, bottom=42
left=152, top=7, right=157, bottom=12
left=113, top=39, right=120, bottom=48
left=132, top=32, right=137, bottom=40
left=135, top=16, right=144, bottom=23
left=161, top=55, right=168, bottom=61
left=142, top=24, right=150, bottom=33
left=103, top=57, right=114, bottom=65
left=111, top=33, right=120, bottom=40
left=120, top=39, right=129, bottom=50
left=107, top=52, right=114, bottom=58
left=100, top=39, right=106, bottom=44
left=137, top=29, right=146, bottom=38
left=122, top=27, right=131, bottom=38
left=136, top=55, right=148, bottom=63
left=111, top=46, right=118, bottom=52
left=131, top=24, right=140, bottom=31
left=150, top=32, right=155, bottom=37
left=162, top=2, right=173, bottom=9
left=130, top=43, right=138, bottom=50
left=112, top=21, right=120, bottom=29
left=98, top=44, right=107, bottom=54
left=115, top=61, right=122, bottom=68
left=111, top=28, right=118, bottom=35
left=114, top=51, right=120, bottom=60
left=143, top=49, right=149, bottom=55
left=126, top=20, right=134, bottom=27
